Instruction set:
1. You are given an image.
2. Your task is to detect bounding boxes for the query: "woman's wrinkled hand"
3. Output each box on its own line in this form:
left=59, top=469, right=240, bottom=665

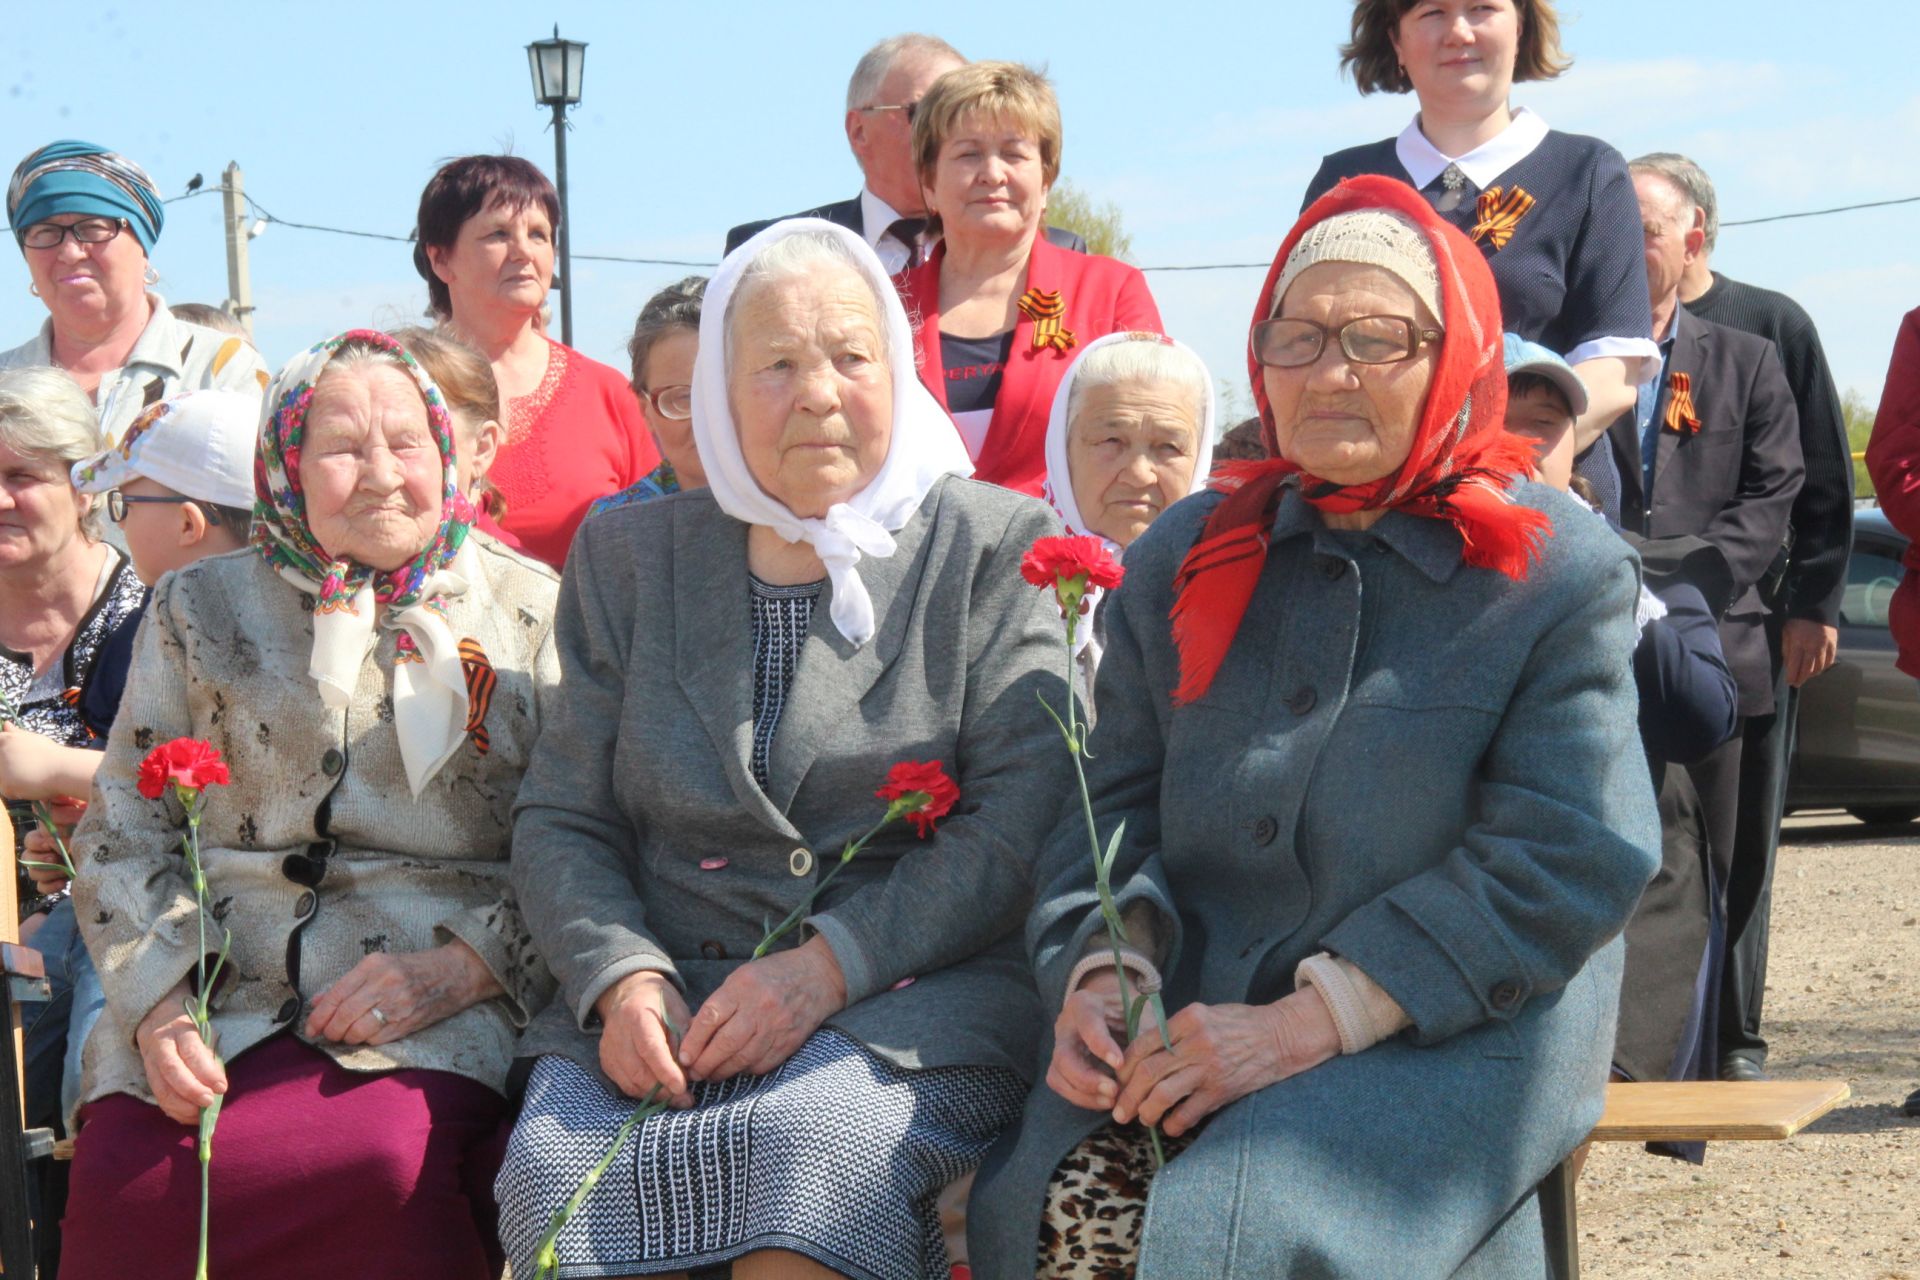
left=22, top=827, right=70, bottom=894
left=1112, top=988, right=1341, bottom=1137
left=1046, top=967, right=1165, bottom=1111
left=679, top=937, right=847, bottom=1084
left=595, top=970, right=695, bottom=1107
left=304, top=939, right=504, bottom=1047
left=136, top=981, right=228, bottom=1126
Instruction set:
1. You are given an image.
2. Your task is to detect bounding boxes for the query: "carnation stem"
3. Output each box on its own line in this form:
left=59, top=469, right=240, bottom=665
left=1049, top=599, right=1169, bottom=1168
left=531, top=1084, right=669, bottom=1280
left=180, top=795, right=226, bottom=1280
left=751, top=804, right=914, bottom=959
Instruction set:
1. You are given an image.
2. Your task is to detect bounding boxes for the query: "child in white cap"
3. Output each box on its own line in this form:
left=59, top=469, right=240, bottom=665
left=71, top=387, right=259, bottom=585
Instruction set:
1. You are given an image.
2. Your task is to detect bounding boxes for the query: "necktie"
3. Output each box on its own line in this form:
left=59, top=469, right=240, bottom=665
left=884, top=217, right=928, bottom=262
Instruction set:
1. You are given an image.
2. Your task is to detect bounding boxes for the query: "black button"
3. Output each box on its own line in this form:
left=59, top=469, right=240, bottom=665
left=321, top=748, right=344, bottom=777
left=699, top=940, right=728, bottom=961
left=294, top=891, right=316, bottom=920
left=276, top=997, right=299, bottom=1022
left=1317, top=555, right=1347, bottom=581
left=1252, top=815, right=1278, bottom=846
left=1287, top=686, right=1317, bottom=715
left=281, top=853, right=325, bottom=887
left=1491, top=981, right=1521, bottom=1010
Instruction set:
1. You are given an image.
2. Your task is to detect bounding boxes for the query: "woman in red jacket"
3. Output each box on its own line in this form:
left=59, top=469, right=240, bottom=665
left=895, top=62, right=1162, bottom=497
left=1866, top=305, right=1920, bottom=678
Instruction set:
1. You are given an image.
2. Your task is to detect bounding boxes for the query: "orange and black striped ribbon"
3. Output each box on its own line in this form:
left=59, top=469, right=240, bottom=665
left=459, top=638, right=496, bottom=756
left=1017, top=288, right=1076, bottom=353
left=1664, top=371, right=1702, bottom=435
left=60, top=687, right=82, bottom=710
left=1469, top=185, right=1535, bottom=250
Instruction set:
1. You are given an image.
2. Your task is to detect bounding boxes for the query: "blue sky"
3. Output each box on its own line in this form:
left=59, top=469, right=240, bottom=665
left=4, top=3, right=1916, bottom=423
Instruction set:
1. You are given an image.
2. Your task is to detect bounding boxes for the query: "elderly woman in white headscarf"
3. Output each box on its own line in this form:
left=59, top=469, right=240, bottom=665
left=496, top=219, right=1072, bottom=1280
left=1042, top=331, right=1214, bottom=707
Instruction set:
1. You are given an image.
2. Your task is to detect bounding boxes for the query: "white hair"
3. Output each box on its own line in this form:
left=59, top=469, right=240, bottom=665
left=0, top=365, right=108, bottom=539
left=845, top=33, right=965, bottom=111
left=1065, top=337, right=1210, bottom=430
left=723, top=229, right=892, bottom=370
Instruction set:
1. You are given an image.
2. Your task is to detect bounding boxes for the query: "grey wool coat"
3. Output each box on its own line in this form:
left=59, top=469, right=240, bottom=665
left=73, top=540, right=561, bottom=1105
left=511, top=473, right=1071, bottom=1084
left=970, top=482, right=1662, bottom=1279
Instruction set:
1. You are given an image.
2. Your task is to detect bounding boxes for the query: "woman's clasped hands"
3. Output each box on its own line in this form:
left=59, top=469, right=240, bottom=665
left=1049, top=969, right=1343, bottom=1137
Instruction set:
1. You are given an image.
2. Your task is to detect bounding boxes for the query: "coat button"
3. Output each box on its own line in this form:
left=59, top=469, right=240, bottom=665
left=1317, top=555, right=1347, bottom=580
left=280, top=853, right=324, bottom=887
left=1491, top=981, right=1522, bottom=1011
left=699, top=857, right=729, bottom=871
left=294, top=891, right=316, bottom=920
left=788, top=848, right=814, bottom=877
left=276, top=997, right=299, bottom=1022
left=699, top=940, right=728, bottom=961
left=321, top=748, right=344, bottom=777
left=1252, top=815, right=1278, bottom=846
left=1287, top=686, right=1317, bottom=715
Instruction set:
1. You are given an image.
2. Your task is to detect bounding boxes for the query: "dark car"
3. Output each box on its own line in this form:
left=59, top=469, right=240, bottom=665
left=1786, top=506, right=1920, bottom=821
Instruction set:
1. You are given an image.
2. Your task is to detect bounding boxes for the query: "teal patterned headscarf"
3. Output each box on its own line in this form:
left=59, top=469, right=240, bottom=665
left=253, top=329, right=478, bottom=795
left=7, top=140, right=165, bottom=253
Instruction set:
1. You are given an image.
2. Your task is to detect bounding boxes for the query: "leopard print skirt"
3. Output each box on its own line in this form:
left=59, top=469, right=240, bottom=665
left=1035, top=1123, right=1194, bottom=1280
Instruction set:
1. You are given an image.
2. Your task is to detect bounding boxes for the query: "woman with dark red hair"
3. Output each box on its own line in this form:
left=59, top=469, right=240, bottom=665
left=413, top=155, right=659, bottom=566
left=970, top=175, right=1660, bottom=1278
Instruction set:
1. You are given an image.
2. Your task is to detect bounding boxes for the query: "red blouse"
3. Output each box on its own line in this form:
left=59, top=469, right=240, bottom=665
left=489, top=338, right=661, bottom=568
left=896, top=230, right=1163, bottom=496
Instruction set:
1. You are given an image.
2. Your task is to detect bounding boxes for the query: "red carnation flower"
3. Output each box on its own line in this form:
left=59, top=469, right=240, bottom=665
left=1020, top=534, right=1124, bottom=617
left=875, top=760, right=960, bottom=838
left=137, top=738, right=232, bottom=800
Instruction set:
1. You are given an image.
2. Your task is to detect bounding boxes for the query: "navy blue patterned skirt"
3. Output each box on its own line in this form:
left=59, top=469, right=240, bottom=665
left=496, top=1029, right=1026, bottom=1279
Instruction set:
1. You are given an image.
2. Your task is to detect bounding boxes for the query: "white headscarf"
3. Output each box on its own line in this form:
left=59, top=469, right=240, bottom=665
left=1041, top=330, right=1218, bottom=563
left=692, top=218, right=972, bottom=647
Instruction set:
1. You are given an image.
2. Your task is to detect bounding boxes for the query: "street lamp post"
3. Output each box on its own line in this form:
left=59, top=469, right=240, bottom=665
left=526, top=25, right=587, bottom=347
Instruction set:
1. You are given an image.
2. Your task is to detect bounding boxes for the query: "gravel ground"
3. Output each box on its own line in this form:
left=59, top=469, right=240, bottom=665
left=1578, top=812, right=1920, bottom=1278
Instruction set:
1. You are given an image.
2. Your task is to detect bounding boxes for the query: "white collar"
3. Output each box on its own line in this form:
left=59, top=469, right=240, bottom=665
left=859, top=186, right=907, bottom=250
left=1395, top=107, right=1549, bottom=190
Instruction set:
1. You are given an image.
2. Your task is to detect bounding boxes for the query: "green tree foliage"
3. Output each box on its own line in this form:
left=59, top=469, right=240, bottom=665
left=1047, top=180, right=1133, bottom=262
left=1844, top=388, right=1877, bottom=500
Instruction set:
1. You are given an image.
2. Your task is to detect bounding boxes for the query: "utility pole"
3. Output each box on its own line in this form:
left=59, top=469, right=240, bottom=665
left=221, top=161, right=255, bottom=340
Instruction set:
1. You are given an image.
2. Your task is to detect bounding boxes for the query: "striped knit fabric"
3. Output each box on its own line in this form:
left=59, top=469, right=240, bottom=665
left=747, top=575, right=823, bottom=790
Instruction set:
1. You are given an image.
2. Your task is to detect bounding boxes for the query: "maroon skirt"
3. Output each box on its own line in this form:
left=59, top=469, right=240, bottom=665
left=61, top=1034, right=510, bottom=1280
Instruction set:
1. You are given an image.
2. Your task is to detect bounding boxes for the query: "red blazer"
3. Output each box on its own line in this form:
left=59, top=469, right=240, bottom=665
left=897, top=231, right=1162, bottom=496
left=1865, top=305, right=1920, bottom=676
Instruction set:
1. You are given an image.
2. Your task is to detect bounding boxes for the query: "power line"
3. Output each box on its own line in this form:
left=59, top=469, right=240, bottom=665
left=15, top=185, right=1918, bottom=274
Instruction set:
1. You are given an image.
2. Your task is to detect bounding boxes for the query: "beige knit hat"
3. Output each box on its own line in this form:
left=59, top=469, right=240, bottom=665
left=1269, top=208, right=1443, bottom=323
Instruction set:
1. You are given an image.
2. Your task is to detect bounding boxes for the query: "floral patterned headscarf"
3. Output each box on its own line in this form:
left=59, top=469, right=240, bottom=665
left=253, top=328, right=477, bottom=795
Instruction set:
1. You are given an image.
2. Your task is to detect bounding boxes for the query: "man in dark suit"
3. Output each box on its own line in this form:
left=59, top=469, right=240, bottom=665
left=1610, top=166, right=1804, bottom=1082
left=1639, top=153, right=1855, bottom=1082
left=724, top=34, right=1085, bottom=265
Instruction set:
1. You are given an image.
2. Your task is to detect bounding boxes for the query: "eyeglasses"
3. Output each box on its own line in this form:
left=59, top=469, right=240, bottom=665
left=1252, top=315, right=1443, bottom=369
left=107, top=490, right=192, bottom=523
left=639, top=383, right=692, bottom=421
left=858, top=101, right=920, bottom=124
left=20, top=218, right=129, bottom=251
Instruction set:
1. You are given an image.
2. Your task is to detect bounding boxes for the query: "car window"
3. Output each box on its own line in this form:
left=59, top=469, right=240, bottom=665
left=1840, top=542, right=1905, bottom=629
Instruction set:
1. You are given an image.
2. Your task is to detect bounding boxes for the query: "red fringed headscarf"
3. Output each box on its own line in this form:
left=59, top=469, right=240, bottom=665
left=1168, top=175, right=1550, bottom=704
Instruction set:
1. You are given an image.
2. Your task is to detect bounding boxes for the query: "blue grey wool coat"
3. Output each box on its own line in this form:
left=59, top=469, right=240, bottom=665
left=510, top=474, right=1071, bottom=1085
left=970, top=481, right=1662, bottom=1279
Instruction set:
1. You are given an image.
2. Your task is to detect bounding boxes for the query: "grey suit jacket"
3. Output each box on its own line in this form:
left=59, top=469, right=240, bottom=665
left=1609, top=305, right=1804, bottom=714
left=511, top=474, right=1070, bottom=1084
left=725, top=195, right=1088, bottom=255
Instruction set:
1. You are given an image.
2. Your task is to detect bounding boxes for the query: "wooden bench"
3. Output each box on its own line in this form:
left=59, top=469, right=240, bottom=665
left=1540, top=1079, right=1852, bottom=1279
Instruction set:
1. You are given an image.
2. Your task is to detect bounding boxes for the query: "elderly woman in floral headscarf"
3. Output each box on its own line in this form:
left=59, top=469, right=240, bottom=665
left=60, top=329, right=559, bottom=1280
left=970, top=175, right=1660, bottom=1279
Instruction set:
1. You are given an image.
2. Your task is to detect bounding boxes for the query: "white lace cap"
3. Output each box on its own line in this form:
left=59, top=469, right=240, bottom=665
left=1270, top=208, right=1443, bottom=323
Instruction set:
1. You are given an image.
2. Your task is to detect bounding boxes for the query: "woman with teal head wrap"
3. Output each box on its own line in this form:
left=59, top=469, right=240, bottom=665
left=2, top=139, right=267, bottom=446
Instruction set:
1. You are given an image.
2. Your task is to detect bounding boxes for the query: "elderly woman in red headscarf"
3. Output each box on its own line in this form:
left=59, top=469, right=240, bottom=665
left=969, top=175, right=1660, bottom=1279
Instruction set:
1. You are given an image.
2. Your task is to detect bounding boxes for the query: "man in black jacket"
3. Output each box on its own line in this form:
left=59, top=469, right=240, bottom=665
left=1611, top=164, right=1805, bottom=1082
left=1634, top=154, right=1854, bottom=1080
left=724, top=34, right=1085, bottom=263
